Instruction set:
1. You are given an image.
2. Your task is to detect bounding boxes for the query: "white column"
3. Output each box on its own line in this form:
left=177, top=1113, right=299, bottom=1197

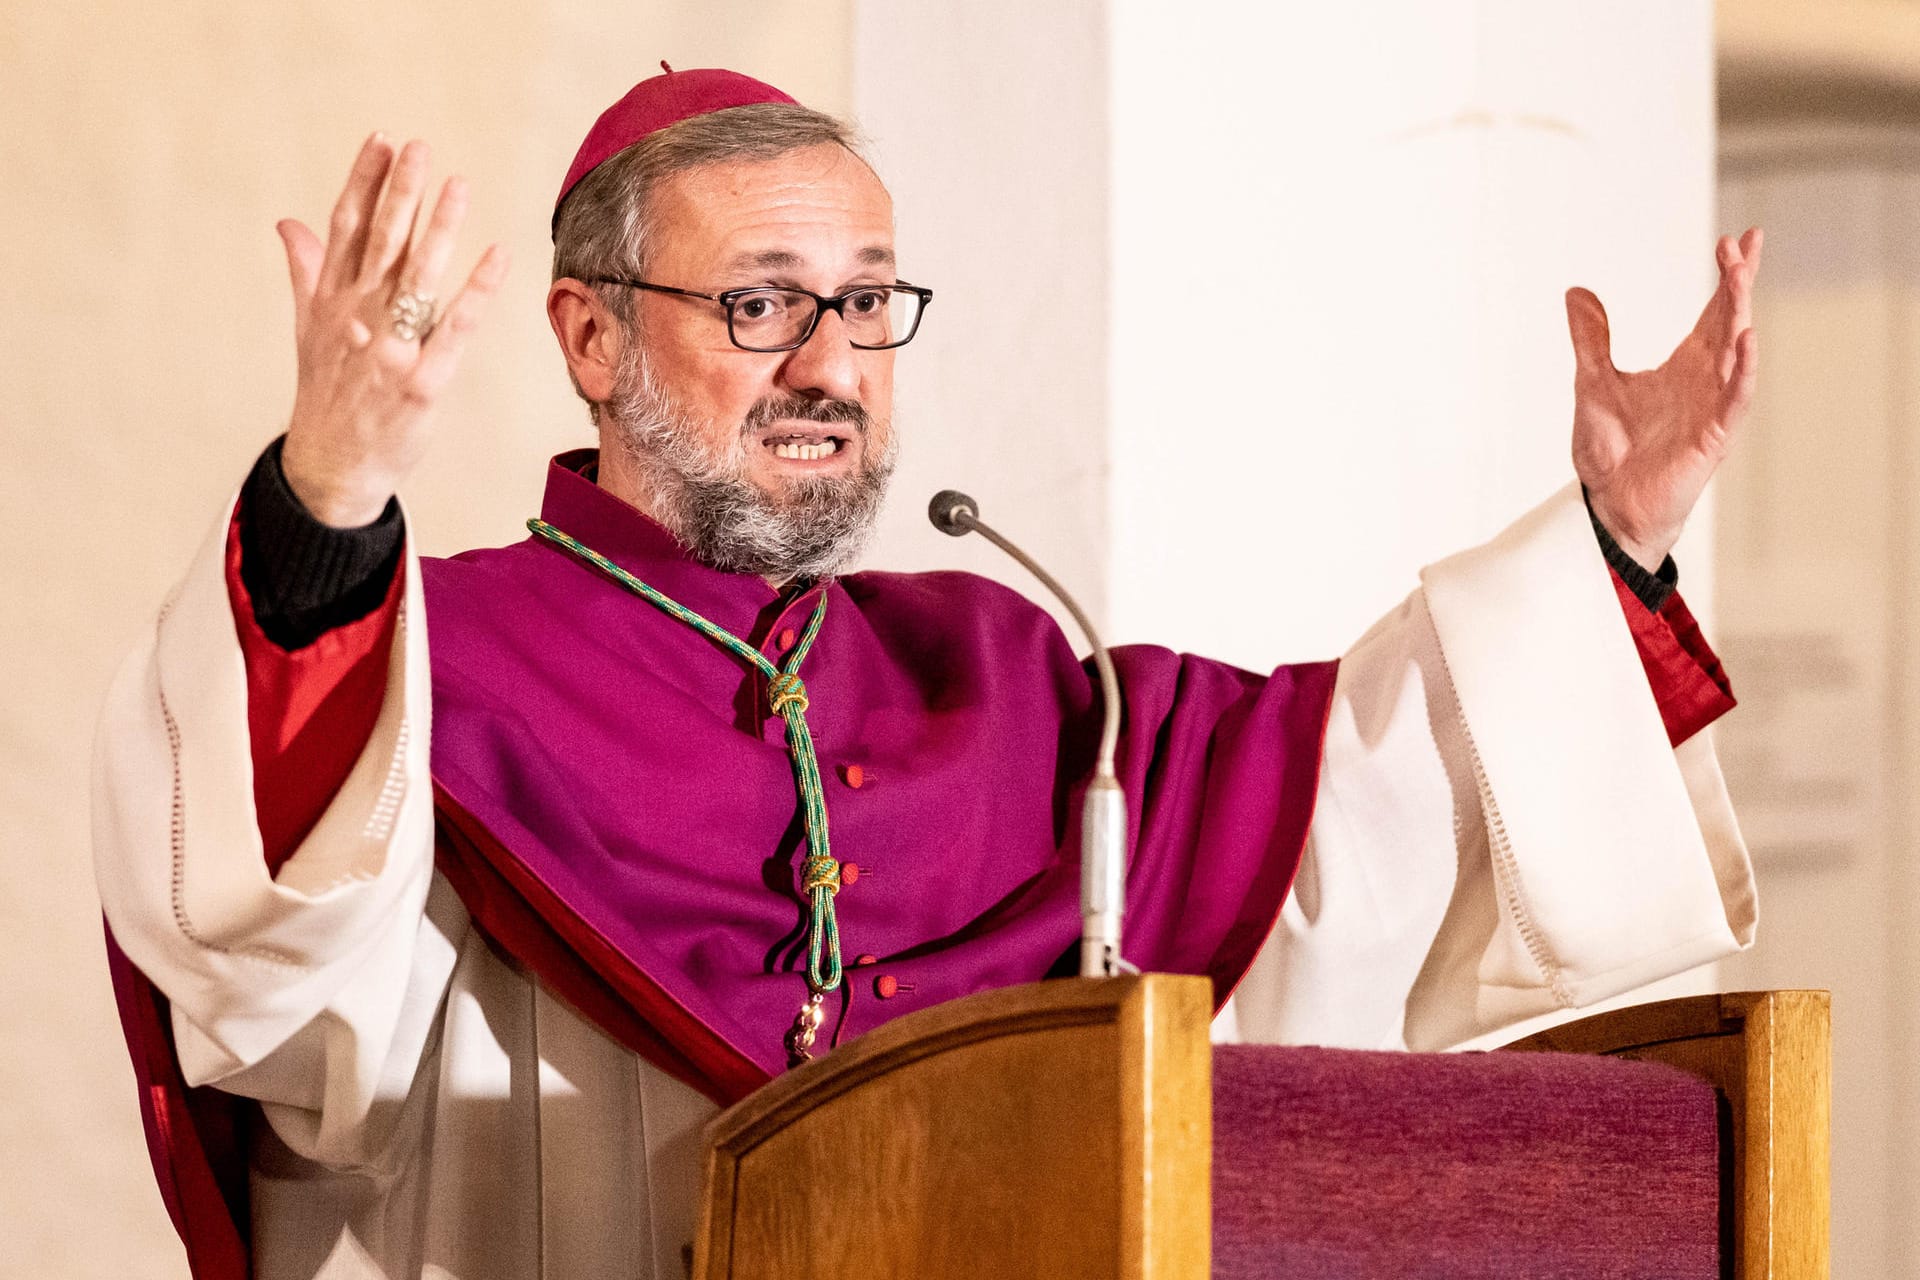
left=1105, top=0, right=1717, bottom=665
left=853, top=1, right=1114, bottom=637
left=856, top=3, right=1716, bottom=665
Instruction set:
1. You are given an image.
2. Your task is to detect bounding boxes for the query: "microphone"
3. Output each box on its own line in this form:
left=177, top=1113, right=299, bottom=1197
left=928, top=490, right=1131, bottom=979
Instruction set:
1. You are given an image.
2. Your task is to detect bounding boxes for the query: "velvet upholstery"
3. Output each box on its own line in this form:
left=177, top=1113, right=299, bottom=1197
left=1212, top=1044, right=1723, bottom=1278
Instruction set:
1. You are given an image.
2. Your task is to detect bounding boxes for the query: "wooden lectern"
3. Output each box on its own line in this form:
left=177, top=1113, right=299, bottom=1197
left=690, top=977, right=1828, bottom=1279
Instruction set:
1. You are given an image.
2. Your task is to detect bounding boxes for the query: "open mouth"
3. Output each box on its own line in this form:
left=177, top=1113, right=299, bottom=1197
left=763, top=430, right=851, bottom=462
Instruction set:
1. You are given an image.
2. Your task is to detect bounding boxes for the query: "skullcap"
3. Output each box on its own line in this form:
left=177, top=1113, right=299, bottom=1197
left=553, top=62, right=798, bottom=236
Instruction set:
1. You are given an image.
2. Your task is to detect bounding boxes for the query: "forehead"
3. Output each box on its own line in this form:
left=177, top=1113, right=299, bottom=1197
left=647, top=143, right=895, bottom=280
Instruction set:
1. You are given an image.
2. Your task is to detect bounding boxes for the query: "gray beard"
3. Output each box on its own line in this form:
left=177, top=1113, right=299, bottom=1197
left=599, top=347, right=896, bottom=581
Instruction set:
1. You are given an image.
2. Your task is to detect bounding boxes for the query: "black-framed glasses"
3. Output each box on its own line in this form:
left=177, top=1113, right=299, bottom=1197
left=587, top=277, right=933, bottom=352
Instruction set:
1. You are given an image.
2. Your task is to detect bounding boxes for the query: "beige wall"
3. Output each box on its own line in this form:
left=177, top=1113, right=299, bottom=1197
left=1716, top=123, right=1920, bottom=1280
left=0, top=4, right=850, bottom=1273
left=1715, top=5, right=1920, bottom=1273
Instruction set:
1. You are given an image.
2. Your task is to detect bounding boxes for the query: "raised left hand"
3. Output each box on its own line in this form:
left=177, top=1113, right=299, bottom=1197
left=1567, top=227, right=1763, bottom=571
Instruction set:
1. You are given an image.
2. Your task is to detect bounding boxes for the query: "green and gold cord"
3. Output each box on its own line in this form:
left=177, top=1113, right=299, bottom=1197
left=528, top=518, right=844, bottom=997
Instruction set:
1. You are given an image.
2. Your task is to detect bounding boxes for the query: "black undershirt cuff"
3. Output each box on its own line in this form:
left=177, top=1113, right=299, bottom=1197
left=1585, top=495, right=1678, bottom=614
left=238, top=436, right=404, bottom=650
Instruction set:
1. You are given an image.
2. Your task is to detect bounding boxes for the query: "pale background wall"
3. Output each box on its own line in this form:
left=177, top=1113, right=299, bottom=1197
left=1716, top=133, right=1920, bottom=1273
left=851, top=2, right=1110, bottom=631
left=6, top=1, right=1908, bottom=1275
left=1712, top=4, right=1920, bottom=1271
left=1102, top=1, right=1716, bottom=663
left=852, top=0, right=1717, bottom=662
left=0, top=4, right=853, bottom=1272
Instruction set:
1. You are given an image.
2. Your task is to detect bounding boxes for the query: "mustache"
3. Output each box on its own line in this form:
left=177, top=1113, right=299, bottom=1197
left=741, top=396, right=871, bottom=437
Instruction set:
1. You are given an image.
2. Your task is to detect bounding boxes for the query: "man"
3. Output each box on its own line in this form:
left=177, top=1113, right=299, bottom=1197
left=95, top=67, right=1758, bottom=1278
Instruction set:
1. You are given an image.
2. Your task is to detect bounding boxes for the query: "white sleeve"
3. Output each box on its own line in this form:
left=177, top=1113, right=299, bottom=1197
left=1220, top=482, right=1757, bottom=1052
left=92, top=496, right=460, bottom=1168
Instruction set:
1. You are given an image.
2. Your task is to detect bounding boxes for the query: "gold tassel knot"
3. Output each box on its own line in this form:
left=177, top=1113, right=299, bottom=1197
left=769, top=672, right=809, bottom=716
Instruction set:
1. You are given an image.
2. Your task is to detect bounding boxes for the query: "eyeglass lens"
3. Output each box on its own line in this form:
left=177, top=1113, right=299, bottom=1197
left=729, top=288, right=922, bottom=351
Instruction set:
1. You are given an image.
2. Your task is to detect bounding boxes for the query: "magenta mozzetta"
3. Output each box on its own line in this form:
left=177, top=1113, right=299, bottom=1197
left=423, top=451, right=1339, bottom=1095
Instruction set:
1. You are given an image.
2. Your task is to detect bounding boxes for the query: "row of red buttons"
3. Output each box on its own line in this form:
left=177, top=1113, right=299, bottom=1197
left=851, top=953, right=914, bottom=999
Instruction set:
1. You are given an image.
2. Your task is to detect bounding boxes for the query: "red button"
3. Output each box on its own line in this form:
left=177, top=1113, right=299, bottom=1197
left=777, top=628, right=798, bottom=652
left=841, top=863, right=861, bottom=885
left=875, top=975, right=900, bottom=999
left=844, top=764, right=865, bottom=789
left=853, top=953, right=879, bottom=967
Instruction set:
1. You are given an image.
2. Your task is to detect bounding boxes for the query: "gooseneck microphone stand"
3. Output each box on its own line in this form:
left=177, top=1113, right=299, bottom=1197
left=928, top=490, right=1131, bottom=979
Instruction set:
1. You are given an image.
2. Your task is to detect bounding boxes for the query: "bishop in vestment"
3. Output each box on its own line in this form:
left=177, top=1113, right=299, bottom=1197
left=95, top=68, right=1761, bottom=1278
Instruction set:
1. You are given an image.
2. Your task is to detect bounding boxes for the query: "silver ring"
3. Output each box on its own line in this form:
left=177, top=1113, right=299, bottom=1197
left=390, top=290, right=438, bottom=342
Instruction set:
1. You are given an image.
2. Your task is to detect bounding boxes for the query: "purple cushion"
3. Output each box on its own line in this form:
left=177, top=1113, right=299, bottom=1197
left=1211, top=1045, right=1722, bottom=1279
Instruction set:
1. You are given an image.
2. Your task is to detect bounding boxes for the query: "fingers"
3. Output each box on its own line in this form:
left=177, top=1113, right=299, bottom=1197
left=1704, top=228, right=1764, bottom=379
left=298, top=134, right=480, bottom=375
left=1716, top=232, right=1740, bottom=274
left=1724, top=255, right=1753, bottom=380
left=1687, top=235, right=1736, bottom=342
left=359, top=140, right=433, bottom=290
left=1731, top=227, right=1764, bottom=306
left=410, top=244, right=511, bottom=398
left=1719, top=326, right=1759, bottom=426
left=1564, top=287, right=1615, bottom=375
left=277, top=219, right=324, bottom=340
left=1686, top=231, right=1753, bottom=357
left=319, top=133, right=394, bottom=295
left=398, top=175, right=469, bottom=300
left=1718, top=228, right=1764, bottom=304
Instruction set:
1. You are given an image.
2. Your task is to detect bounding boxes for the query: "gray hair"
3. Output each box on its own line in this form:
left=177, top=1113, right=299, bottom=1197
left=551, top=102, right=865, bottom=328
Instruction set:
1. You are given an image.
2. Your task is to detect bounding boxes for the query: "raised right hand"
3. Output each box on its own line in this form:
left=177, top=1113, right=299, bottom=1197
left=277, top=133, right=509, bottom=527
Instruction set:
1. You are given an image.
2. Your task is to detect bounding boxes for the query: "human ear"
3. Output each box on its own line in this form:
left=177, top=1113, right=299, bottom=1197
left=547, top=278, right=624, bottom=403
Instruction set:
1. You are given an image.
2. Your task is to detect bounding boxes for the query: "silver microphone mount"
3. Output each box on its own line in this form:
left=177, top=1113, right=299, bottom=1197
left=928, top=490, right=1132, bottom=979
